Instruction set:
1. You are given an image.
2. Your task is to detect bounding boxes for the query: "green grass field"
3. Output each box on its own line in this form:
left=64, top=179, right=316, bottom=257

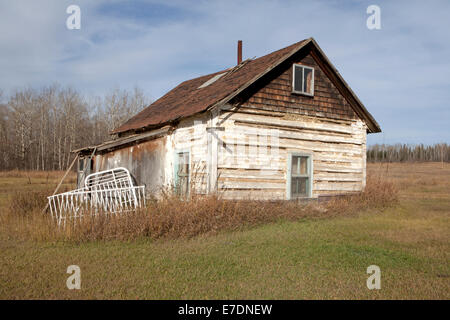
left=0, top=163, right=449, bottom=299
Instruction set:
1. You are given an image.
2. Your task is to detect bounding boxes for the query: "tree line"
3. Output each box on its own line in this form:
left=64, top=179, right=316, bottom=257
left=367, top=143, right=449, bottom=163
left=0, top=85, right=149, bottom=171
left=1, top=85, right=448, bottom=170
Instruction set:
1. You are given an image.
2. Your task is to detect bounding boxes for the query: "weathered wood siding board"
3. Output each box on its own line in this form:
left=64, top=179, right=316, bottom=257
left=221, top=112, right=359, bottom=134
left=218, top=190, right=286, bottom=201
left=361, top=126, right=367, bottom=188
left=93, top=137, right=167, bottom=196
left=217, top=106, right=366, bottom=199
left=222, top=132, right=363, bottom=152
left=218, top=138, right=363, bottom=161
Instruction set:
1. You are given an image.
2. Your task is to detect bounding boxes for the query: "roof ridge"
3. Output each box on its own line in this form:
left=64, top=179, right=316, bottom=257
left=172, top=39, right=309, bottom=90
left=224, top=58, right=253, bottom=77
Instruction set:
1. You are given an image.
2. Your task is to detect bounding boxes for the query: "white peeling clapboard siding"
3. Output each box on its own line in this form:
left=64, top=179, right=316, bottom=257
left=217, top=109, right=366, bottom=199
left=169, top=115, right=210, bottom=193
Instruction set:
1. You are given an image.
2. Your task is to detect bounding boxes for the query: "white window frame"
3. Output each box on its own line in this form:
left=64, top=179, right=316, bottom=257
left=286, top=152, right=313, bottom=200
left=292, top=64, right=314, bottom=96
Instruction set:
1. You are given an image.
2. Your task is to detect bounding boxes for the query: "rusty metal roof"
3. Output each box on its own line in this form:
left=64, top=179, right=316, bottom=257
left=112, top=39, right=310, bottom=134
left=113, top=38, right=380, bottom=134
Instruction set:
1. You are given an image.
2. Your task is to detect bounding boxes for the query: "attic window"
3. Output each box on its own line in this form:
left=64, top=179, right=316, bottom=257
left=292, top=64, right=314, bottom=96
left=198, top=72, right=226, bottom=89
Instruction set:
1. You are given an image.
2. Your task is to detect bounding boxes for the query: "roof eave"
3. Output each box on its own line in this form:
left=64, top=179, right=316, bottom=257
left=73, top=125, right=172, bottom=155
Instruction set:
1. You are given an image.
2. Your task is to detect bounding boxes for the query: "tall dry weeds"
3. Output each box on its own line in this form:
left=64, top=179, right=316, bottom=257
left=1, top=174, right=397, bottom=242
left=325, top=174, right=398, bottom=215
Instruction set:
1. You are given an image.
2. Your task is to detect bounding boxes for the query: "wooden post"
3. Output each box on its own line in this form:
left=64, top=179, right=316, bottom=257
left=42, top=154, right=78, bottom=213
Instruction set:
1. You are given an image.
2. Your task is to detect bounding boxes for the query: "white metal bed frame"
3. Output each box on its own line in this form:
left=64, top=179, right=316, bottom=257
left=47, top=167, right=145, bottom=226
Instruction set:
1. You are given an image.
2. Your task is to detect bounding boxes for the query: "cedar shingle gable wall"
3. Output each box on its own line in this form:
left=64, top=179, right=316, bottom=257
left=235, top=48, right=358, bottom=121
left=113, top=38, right=380, bottom=135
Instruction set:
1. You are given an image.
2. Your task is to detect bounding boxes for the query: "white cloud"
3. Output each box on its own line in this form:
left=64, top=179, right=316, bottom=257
left=0, top=0, right=449, bottom=144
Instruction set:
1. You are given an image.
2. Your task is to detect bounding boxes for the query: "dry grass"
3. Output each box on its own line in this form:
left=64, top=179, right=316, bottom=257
left=0, top=170, right=77, bottom=183
left=0, top=174, right=397, bottom=242
left=0, top=163, right=448, bottom=299
left=369, top=162, right=450, bottom=200
left=326, top=173, right=398, bottom=215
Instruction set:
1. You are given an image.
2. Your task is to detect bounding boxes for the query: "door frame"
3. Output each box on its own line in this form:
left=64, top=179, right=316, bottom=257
left=174, top=148, right=191, bottom=196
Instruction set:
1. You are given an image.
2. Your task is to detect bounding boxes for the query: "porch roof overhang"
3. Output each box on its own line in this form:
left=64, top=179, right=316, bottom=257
left=72, top=125, right=172, bottom=156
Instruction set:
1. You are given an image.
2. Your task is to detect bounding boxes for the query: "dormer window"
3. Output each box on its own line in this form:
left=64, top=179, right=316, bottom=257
left=292, top=64, right=314, bottom=96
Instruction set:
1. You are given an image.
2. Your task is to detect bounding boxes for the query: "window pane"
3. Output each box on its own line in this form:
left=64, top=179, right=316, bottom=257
left=177, top=154, right=182, bottom=174
left=178, top=153, right=189, bottom=175
left=291, top=156, right=308, bottom=175
left=294, top=66, right=303, bottom=92
left=303, top=68, right=312, bottom=94
left=300, top=156, right=308, bottom=175
left=292, top=156, right=299, bottom=175
left=291, top=177, right=308, bottom=197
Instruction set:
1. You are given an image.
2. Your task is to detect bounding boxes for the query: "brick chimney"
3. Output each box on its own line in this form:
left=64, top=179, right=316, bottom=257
left=237, top=40, right=242, bottom=65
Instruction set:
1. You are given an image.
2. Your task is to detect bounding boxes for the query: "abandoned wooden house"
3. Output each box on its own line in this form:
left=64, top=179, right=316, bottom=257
left=74, top=37, right=380, bottom=201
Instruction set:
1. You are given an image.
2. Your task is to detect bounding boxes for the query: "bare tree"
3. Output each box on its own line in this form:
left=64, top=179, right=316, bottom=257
left=367, top=143, right=449, bottom=163
left=103, top=86, right=149, bottom=133
left=0, top=84, right=150, bottom=171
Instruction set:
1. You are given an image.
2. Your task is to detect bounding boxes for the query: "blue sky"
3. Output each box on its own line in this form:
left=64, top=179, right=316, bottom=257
left=0, top=0, right=449, bottom=145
